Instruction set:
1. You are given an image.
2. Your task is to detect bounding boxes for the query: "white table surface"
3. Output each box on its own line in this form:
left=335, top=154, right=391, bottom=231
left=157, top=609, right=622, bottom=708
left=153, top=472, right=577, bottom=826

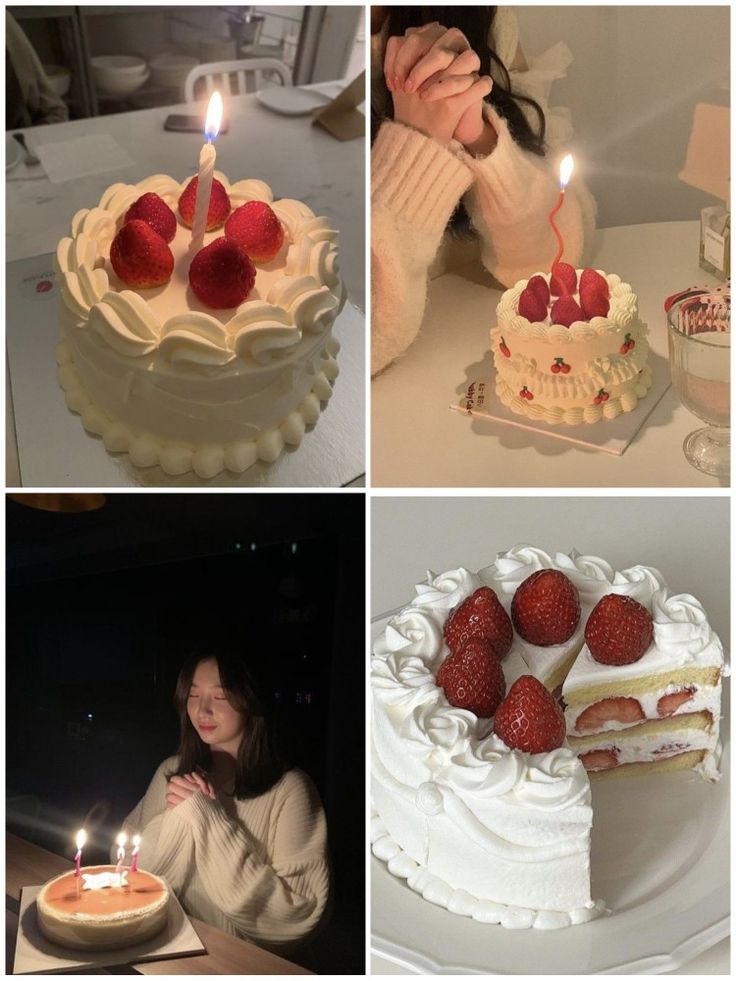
left=6, top=84, right=366, bottom=488
left=372, top=221, right=728, bottom=488
left=371, top=495, right=730, bottom=974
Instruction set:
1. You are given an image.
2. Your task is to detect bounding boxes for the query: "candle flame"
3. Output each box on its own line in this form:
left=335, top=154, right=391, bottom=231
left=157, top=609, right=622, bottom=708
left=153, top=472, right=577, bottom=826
left=132, top=834, right=141, bottom=852
left=559, top=153, right=574, bottom=189
left=116, top=831, right=127, bottom=849
left=75, top=829, right=86, bottom=850
left=204, top=91, right=223, bottom=142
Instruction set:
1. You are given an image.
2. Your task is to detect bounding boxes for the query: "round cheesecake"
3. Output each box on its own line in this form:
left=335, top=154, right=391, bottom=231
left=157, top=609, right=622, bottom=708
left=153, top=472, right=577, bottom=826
left=36, top=865, right=169, bottom=950
left=54, top=174, right=344, bottom=478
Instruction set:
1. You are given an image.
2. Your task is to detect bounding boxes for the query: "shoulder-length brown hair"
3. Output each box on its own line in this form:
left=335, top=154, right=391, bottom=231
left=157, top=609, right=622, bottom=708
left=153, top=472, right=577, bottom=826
left=169, top=653, right=285, bottom=798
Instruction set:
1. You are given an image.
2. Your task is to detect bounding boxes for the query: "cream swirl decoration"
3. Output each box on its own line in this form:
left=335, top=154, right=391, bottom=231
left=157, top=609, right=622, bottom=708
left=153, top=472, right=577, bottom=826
left=615, top=564, right=668, bottom=603
left=371, top=654, right=441, bottom=709
left=400, top=702, right=479, bottom=769
left=55, top=173, right=343, bottom=368
left=513, top=749, right=589, bottom=809
left=372, top=606, right=445, bottom=665
left=652, top=590, right=716, bottom=658
left=480, top=545, right=554, bottom=598
left=414, top=568, right=481, bottom=617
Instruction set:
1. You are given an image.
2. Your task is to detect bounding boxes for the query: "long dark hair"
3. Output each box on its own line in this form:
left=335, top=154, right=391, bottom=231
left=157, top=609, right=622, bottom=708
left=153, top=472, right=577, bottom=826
left=373, top=6, right=546, bottom=234
left=169, top=653, right=285, bottom=799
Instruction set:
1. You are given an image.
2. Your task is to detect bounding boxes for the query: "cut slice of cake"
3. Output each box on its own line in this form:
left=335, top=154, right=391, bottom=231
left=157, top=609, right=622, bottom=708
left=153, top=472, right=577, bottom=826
left=563, top=590, right=725, bottom=779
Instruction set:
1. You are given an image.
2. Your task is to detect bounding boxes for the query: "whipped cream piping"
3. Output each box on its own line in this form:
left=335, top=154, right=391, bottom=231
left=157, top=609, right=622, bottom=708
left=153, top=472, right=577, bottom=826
left=371, top=811, right=604, bottom=930
left=56, top=174, right=342, bottom=366
left=55, top=335, right=340, bottom=478
left=88, top=291, right=159, bottom=357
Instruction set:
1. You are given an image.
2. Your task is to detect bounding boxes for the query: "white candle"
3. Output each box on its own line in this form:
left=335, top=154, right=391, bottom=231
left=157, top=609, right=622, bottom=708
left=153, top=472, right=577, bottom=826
left=190, top=92, right=224, bottom=253
left=115, top=831, right=127, bottom=873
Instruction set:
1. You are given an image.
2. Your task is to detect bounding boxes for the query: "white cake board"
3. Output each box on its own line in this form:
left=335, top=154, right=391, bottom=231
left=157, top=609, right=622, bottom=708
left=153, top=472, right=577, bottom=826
left=6, top=253, right=365, bottom=488
left=13, top=883, right=205, bottom=974
left=450, top=353, right=671, bottom=456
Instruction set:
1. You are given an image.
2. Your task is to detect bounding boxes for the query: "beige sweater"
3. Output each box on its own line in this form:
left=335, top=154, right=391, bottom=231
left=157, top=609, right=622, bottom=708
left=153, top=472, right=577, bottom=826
left=115, top=758, right=329, bottom=952
left=372, top=111, right=597, bottom=375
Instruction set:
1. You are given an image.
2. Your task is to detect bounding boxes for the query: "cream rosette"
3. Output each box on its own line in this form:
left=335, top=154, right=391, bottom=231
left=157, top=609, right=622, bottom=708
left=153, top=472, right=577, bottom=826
left=479, top=545, right=554, bottom=600
left=652, top=590, right=720, bottom=661
left=400, top=702, right=479, bottom=775
left=373, top=606, right=445, bottom=666
left=371, top=653, right=441, bottom=710
left=413, top=568, right=481, bottom=619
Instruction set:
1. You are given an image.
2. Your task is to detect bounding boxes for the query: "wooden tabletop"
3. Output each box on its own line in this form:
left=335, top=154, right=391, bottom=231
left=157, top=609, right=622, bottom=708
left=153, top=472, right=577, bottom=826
left=6, top=833, right=311, bottom=975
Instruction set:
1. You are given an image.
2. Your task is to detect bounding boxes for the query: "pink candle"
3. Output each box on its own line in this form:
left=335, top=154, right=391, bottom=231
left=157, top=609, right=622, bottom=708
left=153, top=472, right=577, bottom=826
left=130, top=835, right=141, bottom=874
left=548, top=154, right=575, bottom=269
left=74, top=829, right=86, bottom=877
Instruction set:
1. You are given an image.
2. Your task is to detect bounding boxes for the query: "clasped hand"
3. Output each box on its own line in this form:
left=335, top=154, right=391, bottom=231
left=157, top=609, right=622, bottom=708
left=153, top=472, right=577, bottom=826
left=384, top=22, right=493, bottom=149
left=166, top=771, right=216, bottom=810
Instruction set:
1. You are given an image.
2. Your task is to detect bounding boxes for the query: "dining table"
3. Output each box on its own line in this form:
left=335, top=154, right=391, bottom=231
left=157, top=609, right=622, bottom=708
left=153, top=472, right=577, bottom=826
left=372, top=220, right=728, bottom=488
left=6, top=832, right=312, bottom=975
left=6, top=81, right=365, bottom=488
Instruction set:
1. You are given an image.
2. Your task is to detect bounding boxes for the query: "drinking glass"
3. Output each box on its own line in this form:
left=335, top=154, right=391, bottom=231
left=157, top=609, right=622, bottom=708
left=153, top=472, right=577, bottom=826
left=667, top=291, right=730, bottom=477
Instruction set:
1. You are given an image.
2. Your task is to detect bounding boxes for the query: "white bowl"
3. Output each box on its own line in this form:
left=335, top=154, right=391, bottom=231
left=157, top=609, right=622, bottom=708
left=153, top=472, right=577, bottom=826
left=91, top=55, right=148, bottom=77
left=94, top=69, right=151, bottom=98
left=44, top=65, right=71, bottom=97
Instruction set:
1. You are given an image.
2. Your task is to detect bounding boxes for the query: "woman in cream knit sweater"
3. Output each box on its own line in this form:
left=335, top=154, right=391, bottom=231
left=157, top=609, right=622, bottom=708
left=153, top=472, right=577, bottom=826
left=372, top=6, right=597, bottom=375
left=114, top=654, right=329, bottom=953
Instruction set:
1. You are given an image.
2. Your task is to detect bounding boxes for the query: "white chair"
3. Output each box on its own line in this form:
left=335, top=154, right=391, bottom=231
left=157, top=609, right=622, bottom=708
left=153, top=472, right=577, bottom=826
left=184, top=58, right=291, bottom=103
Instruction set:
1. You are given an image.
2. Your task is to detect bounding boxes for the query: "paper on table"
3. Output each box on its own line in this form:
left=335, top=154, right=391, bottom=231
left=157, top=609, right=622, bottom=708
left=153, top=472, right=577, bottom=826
left=36, top=135, right=136, bottom=184
left=451, top=354, right=671, bottom=456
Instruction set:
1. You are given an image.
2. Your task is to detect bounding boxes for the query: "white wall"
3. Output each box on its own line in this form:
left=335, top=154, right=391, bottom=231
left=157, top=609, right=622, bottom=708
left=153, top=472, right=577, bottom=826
left=514, top=5, right=730, bottom=227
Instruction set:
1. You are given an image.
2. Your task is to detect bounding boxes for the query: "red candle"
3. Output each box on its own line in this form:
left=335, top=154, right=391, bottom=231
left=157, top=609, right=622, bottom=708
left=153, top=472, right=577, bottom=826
left=548, top=154, right=575, bottom=269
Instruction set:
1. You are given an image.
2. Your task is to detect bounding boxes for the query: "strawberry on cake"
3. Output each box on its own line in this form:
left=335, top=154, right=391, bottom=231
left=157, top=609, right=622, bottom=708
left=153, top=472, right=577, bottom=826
left=491, top=262, right=651, bottom=425
left=371, top=546, right=726, bottom=929
left=55, top=172, right=344, bottom=478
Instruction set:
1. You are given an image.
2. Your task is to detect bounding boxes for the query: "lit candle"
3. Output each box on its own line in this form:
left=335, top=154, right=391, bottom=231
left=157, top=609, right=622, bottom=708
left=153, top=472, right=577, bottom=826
left=548, top=153, right=575, bottom=268
left=74, top=829, right=86, bottom=877
left=115, top=831, right=127, bottom=874
left=130, top=834, right=141, bottom=874
left=190, top=91, right=224, bottom=254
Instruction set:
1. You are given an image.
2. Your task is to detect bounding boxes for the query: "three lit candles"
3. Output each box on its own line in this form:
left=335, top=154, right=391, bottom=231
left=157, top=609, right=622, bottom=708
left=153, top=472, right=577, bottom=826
left=74, top=829, right=141, bottom=878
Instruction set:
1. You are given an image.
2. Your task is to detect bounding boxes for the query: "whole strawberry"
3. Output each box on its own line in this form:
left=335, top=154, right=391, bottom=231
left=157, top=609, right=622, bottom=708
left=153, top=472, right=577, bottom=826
left=511, top=569, right=580, bottom=646
left=585, top=593, right=654, bottom=665
left=579, top=268, right=609, bottom=297
left=518, top=286, right=547, bottom=323
left=551, top=295, right=584, bottom=328
left=124, top=192, right=177, bottom=243
left=549, top=261, right=577, bottom=297
left=526, top=274, right=551, bottom=306
left=580, top=287, right=610, bottom=319
left=110, top=219, right=174, bottom=289
left=436, top=640, right=506, bottom=717
left=189, top=237, right=256, bottom=309
left=225, top=201, right=285, bottom=262
left=178, top=176, right=231, bottom=230
left=444, top=586, right=513, bottom=659
left=493, top=675, right=566, bottom=753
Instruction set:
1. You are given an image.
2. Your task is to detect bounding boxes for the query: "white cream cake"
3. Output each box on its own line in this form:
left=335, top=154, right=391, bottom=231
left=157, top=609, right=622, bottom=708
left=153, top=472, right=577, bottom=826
left=54, top=173, right=344, bottom=478
left=371, top=547, right=726, bottom=930
left=491, top=270, right=651, bottom=425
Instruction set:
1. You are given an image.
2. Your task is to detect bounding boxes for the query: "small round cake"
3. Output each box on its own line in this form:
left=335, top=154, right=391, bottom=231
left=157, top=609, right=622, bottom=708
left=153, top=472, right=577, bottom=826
left=54, top=173, right=344, bottom=478
left=491, top=267, right=651, bottom=425
left=37, top=865, right=169, bottom=950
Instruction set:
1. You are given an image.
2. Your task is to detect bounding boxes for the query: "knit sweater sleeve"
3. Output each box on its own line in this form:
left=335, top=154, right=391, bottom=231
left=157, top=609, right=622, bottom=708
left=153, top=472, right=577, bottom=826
left=461, top=105, right=597, bottom=287
left=371, top=120, right=473, bottom=374
left=165, top=768, right=330, bottom=948
left=115, top=756, right=197, bottom=893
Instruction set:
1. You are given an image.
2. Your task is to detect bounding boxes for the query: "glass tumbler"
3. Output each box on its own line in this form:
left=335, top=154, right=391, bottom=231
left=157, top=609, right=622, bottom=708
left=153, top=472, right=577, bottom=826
left=667, top=291, right=730, bottom=477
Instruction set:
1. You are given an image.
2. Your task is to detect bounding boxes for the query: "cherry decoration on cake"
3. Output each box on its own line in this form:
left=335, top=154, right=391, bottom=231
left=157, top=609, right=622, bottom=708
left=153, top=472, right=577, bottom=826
left=519, top=385, right=533, bottom=400
left=593, top=389, right=610, bottom=405
left=225, top=201, right=285, bottom=262
left=443, top=586, right=513, bottom=659
left=436, top=639, right=506, bottom=718
left=499, top=336, right=511, bottom=357
left=493, top=674, right=566, bottom=753
left=620, top=333, right=635, bottom=354
left=551, top=357, right=571, bottom=374
left=584, top=593, right=654, bottom=665
left=511, top=569, right=581, bottom=646
left=188, top=237, right=256, bottom=309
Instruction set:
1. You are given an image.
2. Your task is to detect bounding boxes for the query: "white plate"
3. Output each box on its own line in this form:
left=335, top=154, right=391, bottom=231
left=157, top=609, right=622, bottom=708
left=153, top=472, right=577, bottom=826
left=256, top=85, right=338, bottom=116
left=7, top=134, right=23, bottom=172
left=370, top=614, right=730, bottom=975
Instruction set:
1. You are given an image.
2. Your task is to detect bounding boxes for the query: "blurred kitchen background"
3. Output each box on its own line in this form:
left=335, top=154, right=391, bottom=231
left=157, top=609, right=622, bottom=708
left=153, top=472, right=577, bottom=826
left=7, top=5, right=365, bottom=124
